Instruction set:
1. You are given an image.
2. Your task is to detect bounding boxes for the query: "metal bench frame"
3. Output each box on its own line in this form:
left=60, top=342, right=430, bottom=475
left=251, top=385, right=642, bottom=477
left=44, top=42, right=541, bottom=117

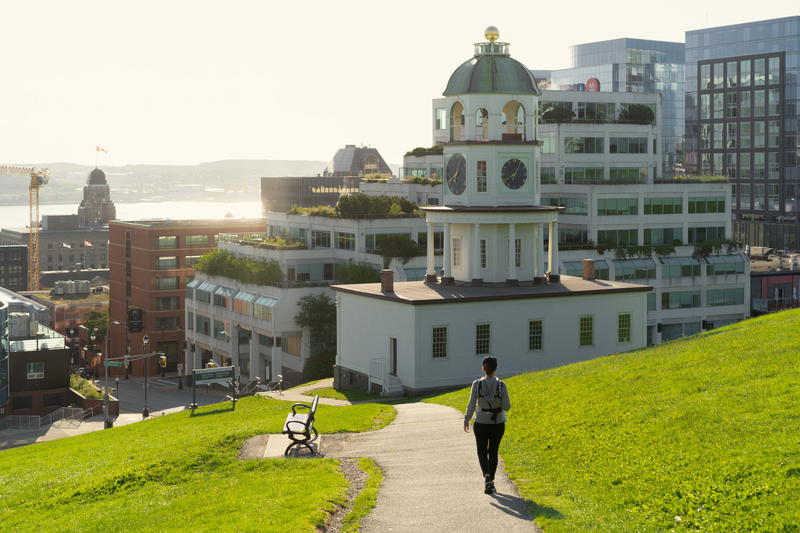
left=282, top=395, right=320, bottom=456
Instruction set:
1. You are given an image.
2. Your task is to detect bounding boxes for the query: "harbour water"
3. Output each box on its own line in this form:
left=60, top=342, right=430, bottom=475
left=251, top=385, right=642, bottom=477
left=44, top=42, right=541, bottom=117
left=0, top=200, right=263, bottom=228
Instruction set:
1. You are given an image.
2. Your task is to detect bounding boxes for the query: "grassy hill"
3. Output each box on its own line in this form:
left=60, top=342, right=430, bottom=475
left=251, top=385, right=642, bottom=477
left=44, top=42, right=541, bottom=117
left=429, top=310, right=800, bottom=532
left=0, top=396, right=394, bottom=532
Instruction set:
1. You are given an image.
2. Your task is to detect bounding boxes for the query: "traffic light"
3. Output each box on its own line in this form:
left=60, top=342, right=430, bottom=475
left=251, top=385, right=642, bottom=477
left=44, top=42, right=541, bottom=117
left=159, top=354, right=167, bottom=368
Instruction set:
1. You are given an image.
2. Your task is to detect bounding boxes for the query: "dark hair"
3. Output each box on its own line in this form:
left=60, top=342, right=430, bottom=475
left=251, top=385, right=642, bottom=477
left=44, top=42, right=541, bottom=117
left=482, top=357, right=497, bottom=375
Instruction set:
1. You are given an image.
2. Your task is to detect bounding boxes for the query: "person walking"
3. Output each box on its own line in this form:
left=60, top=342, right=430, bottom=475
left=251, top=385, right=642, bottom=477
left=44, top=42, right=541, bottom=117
left=464, top=356, right=511, bottom=494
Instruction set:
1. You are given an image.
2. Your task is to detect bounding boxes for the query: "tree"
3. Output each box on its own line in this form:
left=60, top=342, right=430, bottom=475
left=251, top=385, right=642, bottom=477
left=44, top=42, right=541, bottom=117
left=541, top=106, right=575, bottom=123
left=618, top=104, right=655, bottom=125
left=377, top=234, right=419, bottom=269
left=83, top=309, right=109, bottom=340
left=294, top=294, right=336, bottom=348
left=335, top=262, right=381, bottom=284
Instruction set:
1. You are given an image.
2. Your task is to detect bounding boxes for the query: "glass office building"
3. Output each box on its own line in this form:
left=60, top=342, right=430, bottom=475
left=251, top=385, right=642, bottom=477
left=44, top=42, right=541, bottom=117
left=0, top=300, right=8, bottom=414
left=685, top=17, right=800, bottom=249
left=546, top=39, right=685, bottom=176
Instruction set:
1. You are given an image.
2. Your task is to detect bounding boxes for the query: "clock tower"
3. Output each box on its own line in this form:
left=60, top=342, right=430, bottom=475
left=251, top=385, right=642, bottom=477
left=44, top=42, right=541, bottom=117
left=422, top=27, right=562, bottom=285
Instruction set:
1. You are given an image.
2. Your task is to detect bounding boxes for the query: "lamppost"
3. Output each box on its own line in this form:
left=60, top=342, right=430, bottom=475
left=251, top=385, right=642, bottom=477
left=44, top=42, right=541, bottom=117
left=160, top=325, right=167, bottom=378
left=103, top=320, right=120, bottom=429
left=89, top=329, right=97, bottom=380
left=142, top=334, right=150, bottom=418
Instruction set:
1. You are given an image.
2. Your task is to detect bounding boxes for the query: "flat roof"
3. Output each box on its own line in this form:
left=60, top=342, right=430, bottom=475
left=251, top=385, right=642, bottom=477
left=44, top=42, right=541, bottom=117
left=111, top=218, right=265, bottom=228
left=421, top=205, right=562, bottom=214
left=332, top=276, right=650, bottom=305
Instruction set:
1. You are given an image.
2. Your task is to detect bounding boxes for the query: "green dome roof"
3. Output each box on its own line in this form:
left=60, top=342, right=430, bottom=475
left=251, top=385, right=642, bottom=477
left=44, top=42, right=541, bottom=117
left=443, top=50, right=540, bottom=96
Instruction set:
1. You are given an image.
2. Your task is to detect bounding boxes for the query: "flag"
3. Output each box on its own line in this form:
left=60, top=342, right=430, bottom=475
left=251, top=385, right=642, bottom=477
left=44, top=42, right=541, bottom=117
left=96, top=146, right=107, bottom=153
left=62, top=242, right=71, bottom=249
left=84, top=240, right=93, bottom=247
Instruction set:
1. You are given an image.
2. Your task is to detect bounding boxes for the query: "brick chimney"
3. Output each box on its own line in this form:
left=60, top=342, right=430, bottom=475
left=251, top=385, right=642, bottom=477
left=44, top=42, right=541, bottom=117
left=582, top=259, right=596, bottom=281
left=381, top=269, right=394, bottom=293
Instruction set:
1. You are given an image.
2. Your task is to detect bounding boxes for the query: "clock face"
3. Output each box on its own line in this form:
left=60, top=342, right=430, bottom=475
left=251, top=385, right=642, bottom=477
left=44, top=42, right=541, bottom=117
left=501, top=158, right=527, bottom=190
left=446, top=154, right=466, bottom=195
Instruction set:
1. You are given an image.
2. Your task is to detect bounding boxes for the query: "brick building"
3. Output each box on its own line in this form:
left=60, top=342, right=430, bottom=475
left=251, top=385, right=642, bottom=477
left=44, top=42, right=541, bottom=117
left=0, top=245, right=27, bottom=291
left=108, top=219, right=264, bottom=376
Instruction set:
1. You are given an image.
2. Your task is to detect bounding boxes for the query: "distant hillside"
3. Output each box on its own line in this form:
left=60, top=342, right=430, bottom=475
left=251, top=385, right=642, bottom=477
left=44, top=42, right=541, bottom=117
left=0, top=159, right=333, bottom=205
left=429, top=310, right=800, bottom=531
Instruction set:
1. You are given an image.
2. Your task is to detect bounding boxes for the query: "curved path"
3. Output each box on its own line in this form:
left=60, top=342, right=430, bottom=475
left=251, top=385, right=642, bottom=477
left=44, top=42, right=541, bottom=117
left=323, top=402, right=539, bottom=532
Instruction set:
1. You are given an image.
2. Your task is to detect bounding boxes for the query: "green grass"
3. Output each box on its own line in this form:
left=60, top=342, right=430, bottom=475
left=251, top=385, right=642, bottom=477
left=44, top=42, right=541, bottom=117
left=428, top=310, right=800, bottom=532
left=341, top=458, right=383, bottom=533
left=0, top=396, right=395, bottom=532
left=305, top=386, right=383, bottom=403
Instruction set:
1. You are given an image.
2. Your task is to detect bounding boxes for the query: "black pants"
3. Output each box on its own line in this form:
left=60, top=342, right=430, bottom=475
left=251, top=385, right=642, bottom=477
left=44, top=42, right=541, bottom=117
left=473, top=422, right=505, bottom=481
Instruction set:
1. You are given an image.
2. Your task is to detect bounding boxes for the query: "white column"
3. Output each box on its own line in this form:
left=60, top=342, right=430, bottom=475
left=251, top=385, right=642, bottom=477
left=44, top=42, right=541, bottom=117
left=531, top=225, right=540, bottom=279
left=472, top=223, right=481, bottom=281
left=426, top=221, right=435, bottom=279
left=442, top=223, right=452, bottom=280
left=548, top=222, right=559, bottom=275
left=230, top=324, right=239, bottom=377
left=507, top=223, right=516, bottom=281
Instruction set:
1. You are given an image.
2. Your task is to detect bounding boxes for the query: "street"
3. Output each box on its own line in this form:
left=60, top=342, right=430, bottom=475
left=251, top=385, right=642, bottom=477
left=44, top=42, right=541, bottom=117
left=110, top=374, right=232, bottom=414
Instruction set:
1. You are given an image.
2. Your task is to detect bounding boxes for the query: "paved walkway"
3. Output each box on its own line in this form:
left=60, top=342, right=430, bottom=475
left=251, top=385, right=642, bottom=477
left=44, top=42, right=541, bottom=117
left=258, top=377, right=353, bottom=406
left=323, top=402, right=538, bottom=532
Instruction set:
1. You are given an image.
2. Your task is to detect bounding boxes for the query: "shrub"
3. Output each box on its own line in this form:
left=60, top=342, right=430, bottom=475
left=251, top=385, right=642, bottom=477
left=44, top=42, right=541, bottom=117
left=196, top=249, right=283, bottom=284
left=618, top=104, right=655, bottom=125
left=335, top=263, right=381, bottom=284
left=303, top=350, right=336, bottom=381
left=378, top=234, right=419, bottom=269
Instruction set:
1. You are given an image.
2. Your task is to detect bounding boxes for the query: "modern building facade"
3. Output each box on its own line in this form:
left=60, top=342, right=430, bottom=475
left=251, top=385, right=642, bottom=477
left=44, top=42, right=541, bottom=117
left=260, top=176, right=361, bottom=213
left=544, top=38, right=685, bottom=176
left=183, top=214, right=439, bottom=386
left=108, top=218, right=265, bottom=376
left=7, top=313, right=71, bottom=415
left=334, top=29, right=650, bottom=395
left=324, top=145, right=392, bottom=177
left=685, top=16, right=800, bottom=250
left=0, top=300, right=8, bottom=417
left=0, top=245, right=27, bottom=292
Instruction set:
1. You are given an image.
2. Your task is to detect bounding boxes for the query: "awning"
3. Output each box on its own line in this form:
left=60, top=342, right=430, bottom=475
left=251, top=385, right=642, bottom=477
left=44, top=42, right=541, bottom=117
left=213, top=286, right=237, bottom=297
left=255, top=296, right=278, bottom=307
left=659, top=256, right=699, bottom=266
left=234, top=291, right=258, bottom=303
left=197, top=281, right=218, bottom=292
left=706, top=255, right=744, bottom=264
left=186, top=279, right=201, bottom=289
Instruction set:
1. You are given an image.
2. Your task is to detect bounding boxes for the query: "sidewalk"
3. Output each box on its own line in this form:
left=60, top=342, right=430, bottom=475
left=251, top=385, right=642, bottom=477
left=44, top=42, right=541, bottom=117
left=323, top=402, right=539, bottom=532
left=0, top=406, right=187, bottom=451
left=257, top=384, right=539, bottom=532
left=259, top=378, right=352, bottom=406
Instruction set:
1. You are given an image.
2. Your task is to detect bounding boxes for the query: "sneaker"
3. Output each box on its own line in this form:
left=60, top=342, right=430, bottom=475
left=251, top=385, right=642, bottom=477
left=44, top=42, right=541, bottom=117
left=487, top=481, right=496, bottom=495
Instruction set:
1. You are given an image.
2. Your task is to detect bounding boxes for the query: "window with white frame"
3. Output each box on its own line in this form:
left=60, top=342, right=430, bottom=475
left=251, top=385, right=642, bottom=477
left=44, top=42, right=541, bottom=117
left=475, top=323, right=490, bottom=355
left=432, top=326, right=447, bottom=358
left=27, top=361, right=44, bottom=380
left=579, top=316, right=593, bottom=346
left=480, top=239, right=487, bottom=269
left=515, top=239, right=521, bottom=268
left=476, top=161, right=487, bottom=192
left=618, top=313, right=631, bottom=343
left=452, top=238, right=462, bottom=267
left=528, top=319, right=543, bottom=351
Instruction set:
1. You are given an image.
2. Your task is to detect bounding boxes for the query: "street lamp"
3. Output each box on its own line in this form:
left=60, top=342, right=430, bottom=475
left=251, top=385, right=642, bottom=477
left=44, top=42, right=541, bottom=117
left=89, top=329, right=97, bottom=380
left=103, top=320, right=120, bottom=429
left=142, top=334, right=150, bottom=418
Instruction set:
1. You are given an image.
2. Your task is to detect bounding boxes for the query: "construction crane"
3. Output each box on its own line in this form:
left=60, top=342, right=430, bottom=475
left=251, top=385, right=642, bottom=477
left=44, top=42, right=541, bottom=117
left=0, top=165, right=49, bottom=291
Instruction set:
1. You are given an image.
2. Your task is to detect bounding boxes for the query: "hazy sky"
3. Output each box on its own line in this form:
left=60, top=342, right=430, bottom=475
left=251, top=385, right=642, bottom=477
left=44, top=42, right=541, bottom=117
left=1, top=1, right=797, bottom=166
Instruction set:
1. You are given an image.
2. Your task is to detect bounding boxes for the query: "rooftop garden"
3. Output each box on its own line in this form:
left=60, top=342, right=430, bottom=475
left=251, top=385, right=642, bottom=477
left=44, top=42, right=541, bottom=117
left=655, top=175, right=729, bottom=184
left=196, top=249, right=283, bottom=284
left=400, top=176, right=442, bottom=186
left=404, top=145, right=443, bottom=157
left=288, top=193, right=423, bottom=219
left=235, top=235, right=306, bottom=250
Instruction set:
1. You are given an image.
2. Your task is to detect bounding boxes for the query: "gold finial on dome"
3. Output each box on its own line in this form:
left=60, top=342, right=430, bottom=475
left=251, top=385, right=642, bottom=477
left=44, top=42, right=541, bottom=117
left=485, top=26, right=499, bottom=42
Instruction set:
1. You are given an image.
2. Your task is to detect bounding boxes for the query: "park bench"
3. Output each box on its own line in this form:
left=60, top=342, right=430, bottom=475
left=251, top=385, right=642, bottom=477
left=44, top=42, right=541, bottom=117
left=282, top=395, right=319, bottom=456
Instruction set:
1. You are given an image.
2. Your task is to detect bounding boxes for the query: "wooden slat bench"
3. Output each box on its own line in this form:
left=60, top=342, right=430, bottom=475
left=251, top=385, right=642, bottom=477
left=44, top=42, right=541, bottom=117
left=282, top=395, right=319, bottom=456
